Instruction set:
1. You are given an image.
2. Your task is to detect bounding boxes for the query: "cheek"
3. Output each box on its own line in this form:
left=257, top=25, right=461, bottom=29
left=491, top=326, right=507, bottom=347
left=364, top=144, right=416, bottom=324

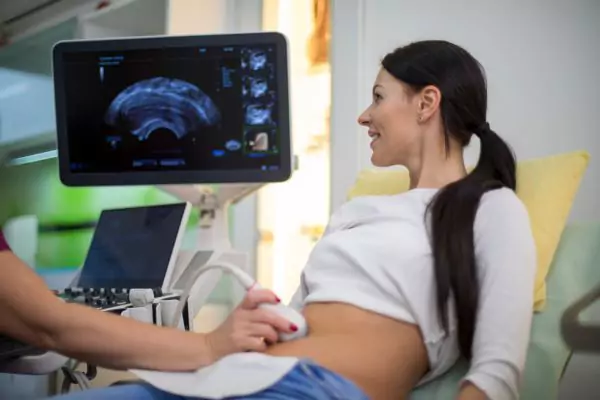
left=373, top=103, right=395, bottom=131
left=380, top=111, right=421, bottom=165
left=379, top=105, right=413, bottom=142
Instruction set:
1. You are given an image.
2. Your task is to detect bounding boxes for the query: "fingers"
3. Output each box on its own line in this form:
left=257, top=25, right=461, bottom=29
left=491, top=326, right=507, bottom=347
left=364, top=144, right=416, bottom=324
left=249, top=308, right=295, bottom=333
left=242, top=337, right=268, bottom=353
left=247, top=323, right=279, bottom=344
left=240, top=288, right=280, bottom=309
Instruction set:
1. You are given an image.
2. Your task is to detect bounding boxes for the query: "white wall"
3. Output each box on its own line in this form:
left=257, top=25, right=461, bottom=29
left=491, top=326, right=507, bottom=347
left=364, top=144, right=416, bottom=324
left=169, top=0, right=264, bottom=281
left=330, top=0, right=600, bottom=222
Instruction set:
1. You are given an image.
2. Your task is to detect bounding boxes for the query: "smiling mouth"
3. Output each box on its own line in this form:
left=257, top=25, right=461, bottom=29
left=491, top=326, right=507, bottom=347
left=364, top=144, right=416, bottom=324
left=369, top=132, right=381, bottom=145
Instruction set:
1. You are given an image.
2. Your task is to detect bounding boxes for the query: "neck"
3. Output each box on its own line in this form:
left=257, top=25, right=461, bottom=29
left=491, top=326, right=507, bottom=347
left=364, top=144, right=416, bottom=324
left=407, top=135, right=467, bottom=190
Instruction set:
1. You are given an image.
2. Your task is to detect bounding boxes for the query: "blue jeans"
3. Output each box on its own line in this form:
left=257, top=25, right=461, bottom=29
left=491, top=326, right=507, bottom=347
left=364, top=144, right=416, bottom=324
left=48, top=360, right=369, bottom=400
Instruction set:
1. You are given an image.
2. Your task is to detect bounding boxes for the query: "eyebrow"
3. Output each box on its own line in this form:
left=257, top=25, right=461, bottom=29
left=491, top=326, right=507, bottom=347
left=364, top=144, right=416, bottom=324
left=372, top=84, right=382, bottom=94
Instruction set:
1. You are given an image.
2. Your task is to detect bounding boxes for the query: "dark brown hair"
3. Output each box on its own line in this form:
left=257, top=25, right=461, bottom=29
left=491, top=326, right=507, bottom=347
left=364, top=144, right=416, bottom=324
left=381, top=40, right=516, bottom=360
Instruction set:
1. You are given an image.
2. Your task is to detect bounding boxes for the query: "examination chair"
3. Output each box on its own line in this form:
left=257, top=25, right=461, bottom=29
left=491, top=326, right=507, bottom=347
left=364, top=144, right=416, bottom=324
left=347, top=150, right=597, bottom=399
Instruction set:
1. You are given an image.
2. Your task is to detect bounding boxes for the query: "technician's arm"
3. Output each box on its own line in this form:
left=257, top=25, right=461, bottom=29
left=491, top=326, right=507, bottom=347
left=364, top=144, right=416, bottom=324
left=0, top=249, right=291, bottom=371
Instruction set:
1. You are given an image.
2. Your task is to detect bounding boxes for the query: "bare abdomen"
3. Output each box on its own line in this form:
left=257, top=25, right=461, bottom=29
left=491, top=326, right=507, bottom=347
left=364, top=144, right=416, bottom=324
left=266, top=302, right=429, bottom=400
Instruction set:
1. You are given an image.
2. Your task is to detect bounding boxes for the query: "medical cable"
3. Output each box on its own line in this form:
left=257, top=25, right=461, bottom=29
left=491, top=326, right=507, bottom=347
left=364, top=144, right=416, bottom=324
left=167, top=260, right=256, bottom=328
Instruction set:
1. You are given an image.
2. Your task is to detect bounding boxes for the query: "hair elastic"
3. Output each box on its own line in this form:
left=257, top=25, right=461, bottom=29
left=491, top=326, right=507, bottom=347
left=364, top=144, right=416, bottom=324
left=475, top=122, right=491, bottom=137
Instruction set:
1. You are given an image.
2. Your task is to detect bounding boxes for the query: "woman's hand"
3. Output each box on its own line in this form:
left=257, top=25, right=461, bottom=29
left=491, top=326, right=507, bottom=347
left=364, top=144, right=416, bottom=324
left=457, top=382, right=488, bottom=400
left=205, top=289, right=297, bottom=362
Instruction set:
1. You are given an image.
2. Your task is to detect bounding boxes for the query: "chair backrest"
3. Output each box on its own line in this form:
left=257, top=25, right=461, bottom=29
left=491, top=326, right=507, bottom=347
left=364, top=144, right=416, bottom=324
left=520, top=222, right=600, bottom=400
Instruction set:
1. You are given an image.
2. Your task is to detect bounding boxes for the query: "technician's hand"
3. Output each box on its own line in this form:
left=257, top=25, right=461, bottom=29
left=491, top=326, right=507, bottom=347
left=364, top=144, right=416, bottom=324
left=205, top=289, right=296, bottom=362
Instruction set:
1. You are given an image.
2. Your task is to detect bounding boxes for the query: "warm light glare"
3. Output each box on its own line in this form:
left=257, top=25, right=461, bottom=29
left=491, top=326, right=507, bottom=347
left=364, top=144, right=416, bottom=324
left=257, top=0, right=331, bottom=303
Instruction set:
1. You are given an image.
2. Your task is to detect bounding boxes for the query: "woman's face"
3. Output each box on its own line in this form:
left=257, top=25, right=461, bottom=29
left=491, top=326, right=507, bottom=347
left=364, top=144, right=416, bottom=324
left=357, top=68, right=421, bottom=167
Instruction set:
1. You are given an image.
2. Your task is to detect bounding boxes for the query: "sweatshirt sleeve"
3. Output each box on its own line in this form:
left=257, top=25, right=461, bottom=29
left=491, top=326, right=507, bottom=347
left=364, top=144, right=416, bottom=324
left=0, top=231, right=10, bottom=252
left=461, top=188, right=537, bottom=399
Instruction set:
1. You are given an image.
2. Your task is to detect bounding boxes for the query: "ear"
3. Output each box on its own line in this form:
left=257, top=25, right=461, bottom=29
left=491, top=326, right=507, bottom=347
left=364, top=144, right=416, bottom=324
left=417, top=85, right=442, bottom=122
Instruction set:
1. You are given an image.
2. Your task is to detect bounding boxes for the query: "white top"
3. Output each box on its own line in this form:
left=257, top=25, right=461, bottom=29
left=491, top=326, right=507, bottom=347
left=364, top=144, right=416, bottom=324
left=132, top=187, right=536, bottom=400
left=289, top=187, right=536, bottom=400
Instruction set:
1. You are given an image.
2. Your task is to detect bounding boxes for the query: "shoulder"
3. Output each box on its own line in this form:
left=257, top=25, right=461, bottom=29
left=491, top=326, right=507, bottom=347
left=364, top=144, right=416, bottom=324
left=474, top=187, right=535, bottom=254
left=335, top=190, right=435, bottom=216
left=476, top=187, right=530, bottom=228
left=479, top=187, right=527, bottom=213
left=326, top=191, right=432, bottom=229
left=326, top=195, right=393, bottom=225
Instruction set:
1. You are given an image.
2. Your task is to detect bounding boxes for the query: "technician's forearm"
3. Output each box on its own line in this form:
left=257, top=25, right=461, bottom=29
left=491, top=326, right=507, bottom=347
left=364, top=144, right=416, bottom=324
left=43, top=302, right=213, bottom=371
left=0, top=251, right=214, bottom=371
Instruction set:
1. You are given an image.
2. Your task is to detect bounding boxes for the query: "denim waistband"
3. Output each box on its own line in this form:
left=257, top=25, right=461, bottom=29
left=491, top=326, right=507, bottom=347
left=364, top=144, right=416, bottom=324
left=271, top=358, right=370, bottom=400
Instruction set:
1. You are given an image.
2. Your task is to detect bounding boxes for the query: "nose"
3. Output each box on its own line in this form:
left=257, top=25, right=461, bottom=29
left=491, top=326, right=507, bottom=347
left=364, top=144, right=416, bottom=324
left=357, top=109, right=371, bottom=127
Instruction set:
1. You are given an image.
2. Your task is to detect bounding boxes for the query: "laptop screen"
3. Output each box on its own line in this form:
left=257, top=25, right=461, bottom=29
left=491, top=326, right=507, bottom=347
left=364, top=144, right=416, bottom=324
left=77, top=203, right=189, bottom=289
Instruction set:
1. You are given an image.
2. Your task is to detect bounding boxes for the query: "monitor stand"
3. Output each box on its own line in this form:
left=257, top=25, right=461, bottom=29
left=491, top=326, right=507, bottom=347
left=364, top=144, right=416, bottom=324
left=158, top=183, right=263, bottom=329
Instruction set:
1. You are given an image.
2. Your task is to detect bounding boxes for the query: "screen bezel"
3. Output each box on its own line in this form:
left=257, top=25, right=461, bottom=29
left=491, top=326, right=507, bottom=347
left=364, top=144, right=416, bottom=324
left=52, top=32, right=292, bottom=186
left=78, top=202, right=191, bottom=292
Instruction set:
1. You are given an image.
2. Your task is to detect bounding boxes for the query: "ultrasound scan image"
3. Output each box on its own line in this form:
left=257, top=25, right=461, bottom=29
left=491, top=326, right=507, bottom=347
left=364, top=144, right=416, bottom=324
left=245, top=103, right=273, bottom=125
left=104, top=77, right=221, bottom=141
left=242, top=49, right=267, bottom=71
left=250, top=77, right=268, bottom=97
left=243, top=76, right=269, bottom=98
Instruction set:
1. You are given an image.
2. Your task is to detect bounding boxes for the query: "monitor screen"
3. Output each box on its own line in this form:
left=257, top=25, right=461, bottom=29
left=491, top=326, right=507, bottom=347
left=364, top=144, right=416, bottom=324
left=52, top=32, right=291, bottom=186
left=77, top=203, right=190, bottom=290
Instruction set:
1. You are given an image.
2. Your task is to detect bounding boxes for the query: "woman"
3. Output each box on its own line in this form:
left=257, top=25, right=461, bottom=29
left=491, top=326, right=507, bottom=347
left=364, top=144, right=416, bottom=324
left=50, top=40, right=536, bottom=400
left=0, top=230, right=295, bottom=373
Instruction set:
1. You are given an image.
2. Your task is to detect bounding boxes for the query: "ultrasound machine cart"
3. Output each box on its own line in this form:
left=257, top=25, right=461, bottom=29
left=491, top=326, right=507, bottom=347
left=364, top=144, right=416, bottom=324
left=0, top=31, right=293, bottom=395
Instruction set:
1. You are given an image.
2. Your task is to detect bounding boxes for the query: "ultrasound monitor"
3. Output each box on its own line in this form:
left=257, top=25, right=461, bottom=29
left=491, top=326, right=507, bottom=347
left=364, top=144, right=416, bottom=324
left=77, top=202, right=191, bottom=292
left=52, top=32, right=291, bottom=186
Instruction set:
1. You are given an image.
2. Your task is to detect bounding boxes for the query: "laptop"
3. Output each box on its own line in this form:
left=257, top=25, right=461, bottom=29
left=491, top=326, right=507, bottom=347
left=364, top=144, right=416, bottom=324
left=63, top=202, right=191, bottom=310
left=77, top=202, right=190, bottom=291
left=0, top=203, right=191, bottom=360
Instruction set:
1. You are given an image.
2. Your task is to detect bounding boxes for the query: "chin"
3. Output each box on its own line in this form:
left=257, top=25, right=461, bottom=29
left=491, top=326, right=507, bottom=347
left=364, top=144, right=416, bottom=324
left=370, top=154, right=392, bottom=168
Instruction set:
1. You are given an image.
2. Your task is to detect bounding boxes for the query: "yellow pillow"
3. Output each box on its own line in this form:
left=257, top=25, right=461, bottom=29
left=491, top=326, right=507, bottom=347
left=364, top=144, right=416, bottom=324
left=347, top=150, right=590, bottom=311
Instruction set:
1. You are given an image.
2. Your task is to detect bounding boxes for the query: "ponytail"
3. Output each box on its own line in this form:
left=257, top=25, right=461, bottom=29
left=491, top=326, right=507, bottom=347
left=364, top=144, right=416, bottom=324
left=426, top=122, right=516, bottom=360
left=379, top=39, right=517, bottom=360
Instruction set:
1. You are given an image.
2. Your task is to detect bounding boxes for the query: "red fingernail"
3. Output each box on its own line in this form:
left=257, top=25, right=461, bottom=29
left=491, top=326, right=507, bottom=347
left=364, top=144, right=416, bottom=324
left=290, top=324, right=298, bottom=331
left=275, top=296, right=281, bottom=302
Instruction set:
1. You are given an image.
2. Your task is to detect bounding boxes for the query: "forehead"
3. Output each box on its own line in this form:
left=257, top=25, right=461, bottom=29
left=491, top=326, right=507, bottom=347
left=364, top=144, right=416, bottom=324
left=374, top=68, right=402, bottom=89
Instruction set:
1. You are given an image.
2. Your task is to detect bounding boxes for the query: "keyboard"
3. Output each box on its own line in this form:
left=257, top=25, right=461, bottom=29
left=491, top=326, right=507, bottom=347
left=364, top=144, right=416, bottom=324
left=0, top=335, right=45, bottom=361
left=57, top=287, right=165, bottom=310
left=58, top=288, right=132, bottom=310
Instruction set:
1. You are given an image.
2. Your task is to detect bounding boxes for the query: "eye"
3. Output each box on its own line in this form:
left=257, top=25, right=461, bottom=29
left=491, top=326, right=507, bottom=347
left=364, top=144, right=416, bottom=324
left=373, top=93, right=383, bottom=103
